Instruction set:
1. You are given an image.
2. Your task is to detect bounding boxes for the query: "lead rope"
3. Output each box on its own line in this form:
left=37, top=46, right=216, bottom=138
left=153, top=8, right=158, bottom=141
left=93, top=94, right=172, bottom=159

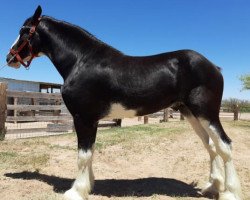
left=0, top=55, right=17, bottom=71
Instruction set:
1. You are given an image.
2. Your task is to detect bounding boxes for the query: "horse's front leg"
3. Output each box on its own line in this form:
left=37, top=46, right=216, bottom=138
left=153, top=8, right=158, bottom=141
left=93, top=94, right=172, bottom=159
left=64, top=114, right=98, bottom=200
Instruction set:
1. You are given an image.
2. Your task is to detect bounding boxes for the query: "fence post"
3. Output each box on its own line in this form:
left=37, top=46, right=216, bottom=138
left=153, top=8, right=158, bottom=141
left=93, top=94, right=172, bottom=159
left=14, top=97, right=18, bottom=124
left=163, top=108, right=169, bottom=122
left=180, top=113, right=184, bottom=120
left=144, top=116, right=148, bottom=124
left=113, top=119, right=122, bottom=127
left=0, top=83, right=7, bottom=140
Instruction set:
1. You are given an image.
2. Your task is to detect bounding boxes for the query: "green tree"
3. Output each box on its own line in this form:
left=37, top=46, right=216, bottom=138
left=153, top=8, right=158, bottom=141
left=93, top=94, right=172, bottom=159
left=240, top=74, right=250, bottom=90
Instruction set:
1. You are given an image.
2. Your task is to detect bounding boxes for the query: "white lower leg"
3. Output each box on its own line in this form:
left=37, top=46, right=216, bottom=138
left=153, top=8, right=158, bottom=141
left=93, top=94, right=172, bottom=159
left=206, top=123, right=242, bottom=200
left=221, top=159, right=242, bottom=200
left=186, top=116, right=224, bottom=194
left=64, top=147, right=94, bottom=200
left=203, top=153, right=224, bottom=194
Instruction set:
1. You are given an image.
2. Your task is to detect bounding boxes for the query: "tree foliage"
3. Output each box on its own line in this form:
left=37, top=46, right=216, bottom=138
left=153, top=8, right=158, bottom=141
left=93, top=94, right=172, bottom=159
left=240, top=74, right=250, bottom=90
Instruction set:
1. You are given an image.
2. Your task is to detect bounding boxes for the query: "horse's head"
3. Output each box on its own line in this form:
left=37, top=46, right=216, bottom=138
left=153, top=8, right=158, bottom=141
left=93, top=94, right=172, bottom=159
left=6, top=6, right=43, bottom=69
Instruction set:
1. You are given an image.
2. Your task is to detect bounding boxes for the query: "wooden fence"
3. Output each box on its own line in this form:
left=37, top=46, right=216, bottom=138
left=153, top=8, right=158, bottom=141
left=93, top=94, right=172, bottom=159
left=0, top=82, right=118, bottom=139
left=6, top=90, right=69, bottom=122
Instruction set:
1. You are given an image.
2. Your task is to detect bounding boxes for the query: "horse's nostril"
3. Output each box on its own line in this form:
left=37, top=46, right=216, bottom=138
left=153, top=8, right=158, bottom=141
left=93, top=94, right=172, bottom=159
left=6, top=56, right=10, bottom=63
left=6, top=54, right=13, bottom=63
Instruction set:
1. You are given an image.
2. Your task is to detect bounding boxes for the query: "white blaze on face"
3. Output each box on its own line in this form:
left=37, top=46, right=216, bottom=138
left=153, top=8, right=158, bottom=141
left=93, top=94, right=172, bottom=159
left=11, top=35, right=20, bottom=48
left=7, top=35, right=21, bottom=68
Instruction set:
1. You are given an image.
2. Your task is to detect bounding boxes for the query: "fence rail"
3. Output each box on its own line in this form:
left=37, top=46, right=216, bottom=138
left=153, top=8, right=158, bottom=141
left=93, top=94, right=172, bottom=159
left=7, top=105, right=63, bottom=111
left=7, top=90, right=62, bottom=99
left=0, top=82, right=118, bottom=139
left=6, top=115, right=72, bottom=122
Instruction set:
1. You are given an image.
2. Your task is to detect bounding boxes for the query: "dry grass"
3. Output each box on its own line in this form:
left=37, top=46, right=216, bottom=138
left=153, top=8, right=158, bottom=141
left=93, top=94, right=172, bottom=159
left=0, top=120, right=249, bottom=200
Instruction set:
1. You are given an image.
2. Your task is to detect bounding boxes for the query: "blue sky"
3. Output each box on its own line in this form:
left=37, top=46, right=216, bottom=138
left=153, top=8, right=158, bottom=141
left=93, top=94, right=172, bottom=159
left=0, top=0, right=249, bottom=100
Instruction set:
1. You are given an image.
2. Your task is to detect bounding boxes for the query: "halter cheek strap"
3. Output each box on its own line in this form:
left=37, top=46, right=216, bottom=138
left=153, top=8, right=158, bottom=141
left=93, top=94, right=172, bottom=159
left=9, top=18, right=41, bottom=68
left=10, top=39, right=36, bottom=68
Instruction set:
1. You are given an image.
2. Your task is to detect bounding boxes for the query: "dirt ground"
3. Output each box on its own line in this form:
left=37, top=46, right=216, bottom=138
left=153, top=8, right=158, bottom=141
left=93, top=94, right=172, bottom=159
left=0, top=119, right=249, bottom=200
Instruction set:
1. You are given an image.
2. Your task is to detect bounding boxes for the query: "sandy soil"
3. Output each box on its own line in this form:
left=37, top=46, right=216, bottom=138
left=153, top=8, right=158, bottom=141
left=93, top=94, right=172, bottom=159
left=0, top=120, right=249, bottom=200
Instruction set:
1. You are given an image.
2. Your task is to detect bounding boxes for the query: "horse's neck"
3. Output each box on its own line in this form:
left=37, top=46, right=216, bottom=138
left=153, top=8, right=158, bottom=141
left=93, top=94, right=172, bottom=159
left=40, top=18, right=103, bottom=80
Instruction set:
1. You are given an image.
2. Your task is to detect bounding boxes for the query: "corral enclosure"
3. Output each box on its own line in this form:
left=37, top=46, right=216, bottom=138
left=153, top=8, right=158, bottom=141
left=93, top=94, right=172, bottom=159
left=0, top=78, right=73, bottom=139
left=5, top=90, right=73, bottom=138
left=0, top=80, right=119, bottom=139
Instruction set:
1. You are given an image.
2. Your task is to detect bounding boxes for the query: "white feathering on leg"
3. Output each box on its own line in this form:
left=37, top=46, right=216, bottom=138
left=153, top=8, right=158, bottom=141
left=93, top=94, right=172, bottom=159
left=64, top=147, right=94, bottom=200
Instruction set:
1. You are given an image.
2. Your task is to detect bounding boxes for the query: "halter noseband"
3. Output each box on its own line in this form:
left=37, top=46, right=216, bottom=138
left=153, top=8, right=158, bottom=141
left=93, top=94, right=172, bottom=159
left=9, top=18, right=41, bottom=69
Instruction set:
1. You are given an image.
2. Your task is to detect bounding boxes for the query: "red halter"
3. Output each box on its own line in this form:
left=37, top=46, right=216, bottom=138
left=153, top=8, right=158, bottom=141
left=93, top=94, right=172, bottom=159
left=9, top=18, right=41, bottom=68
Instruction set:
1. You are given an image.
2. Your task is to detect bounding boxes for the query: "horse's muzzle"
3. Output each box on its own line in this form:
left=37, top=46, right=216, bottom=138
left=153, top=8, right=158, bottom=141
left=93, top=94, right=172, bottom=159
left=6, top=53, right=20, bottom=68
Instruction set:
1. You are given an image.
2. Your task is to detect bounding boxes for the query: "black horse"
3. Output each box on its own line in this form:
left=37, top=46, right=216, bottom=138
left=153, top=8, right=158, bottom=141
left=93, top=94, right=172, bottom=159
left=6, top=6, right=242, bottom=200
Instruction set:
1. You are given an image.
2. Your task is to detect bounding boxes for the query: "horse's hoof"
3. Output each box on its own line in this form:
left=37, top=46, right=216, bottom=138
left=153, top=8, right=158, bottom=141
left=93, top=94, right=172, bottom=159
left=201, top=182, right=219, bottom=196
left=64, top=189, right=85, bottom=200
left=219, top=191, right=242, bottom=200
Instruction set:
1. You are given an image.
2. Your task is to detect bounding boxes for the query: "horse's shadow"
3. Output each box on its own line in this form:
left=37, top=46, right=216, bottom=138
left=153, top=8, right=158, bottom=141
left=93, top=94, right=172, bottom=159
left=5, top=171, right=204, bottom=198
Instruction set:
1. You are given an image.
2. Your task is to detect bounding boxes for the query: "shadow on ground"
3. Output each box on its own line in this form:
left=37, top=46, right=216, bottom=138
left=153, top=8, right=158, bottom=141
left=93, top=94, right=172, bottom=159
left=5, top=171, right=204, bottom=198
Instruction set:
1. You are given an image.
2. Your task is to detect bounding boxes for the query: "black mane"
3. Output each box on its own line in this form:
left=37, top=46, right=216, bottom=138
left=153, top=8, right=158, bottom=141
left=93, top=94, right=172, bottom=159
left=41, top=16, right=123, bottom=55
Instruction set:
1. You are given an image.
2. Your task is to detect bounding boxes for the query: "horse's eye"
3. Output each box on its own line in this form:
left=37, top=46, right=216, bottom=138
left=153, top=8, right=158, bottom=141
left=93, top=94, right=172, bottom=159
left=19, top=27, right=24, bottom=34
left=19, top=26, right=29, bottom=35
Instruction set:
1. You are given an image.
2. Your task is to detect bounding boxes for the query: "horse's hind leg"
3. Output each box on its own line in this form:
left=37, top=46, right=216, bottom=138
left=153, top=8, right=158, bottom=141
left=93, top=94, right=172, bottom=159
left=200, top=118, right=242, bottom=200
left=64, top=114, right=97, bottom=200
left=183, top=85, right=242, bottom=200
left=180, top=107, right=225, bottom=196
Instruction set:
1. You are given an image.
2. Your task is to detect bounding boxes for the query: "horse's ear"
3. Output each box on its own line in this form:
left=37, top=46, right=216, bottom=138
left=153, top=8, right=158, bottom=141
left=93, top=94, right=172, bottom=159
left=32, top=5, right=42, bottom=24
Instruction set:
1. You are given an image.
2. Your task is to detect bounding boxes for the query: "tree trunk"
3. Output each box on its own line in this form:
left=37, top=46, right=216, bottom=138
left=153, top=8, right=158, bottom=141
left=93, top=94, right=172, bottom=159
left=234, top=105, right=239, bottom=121
left=163, top=109, right=169, bottom=122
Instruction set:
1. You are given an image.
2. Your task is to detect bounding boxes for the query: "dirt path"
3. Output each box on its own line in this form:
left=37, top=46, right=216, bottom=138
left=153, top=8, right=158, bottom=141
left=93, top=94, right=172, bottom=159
left=0, top=120, right=249, bottom=200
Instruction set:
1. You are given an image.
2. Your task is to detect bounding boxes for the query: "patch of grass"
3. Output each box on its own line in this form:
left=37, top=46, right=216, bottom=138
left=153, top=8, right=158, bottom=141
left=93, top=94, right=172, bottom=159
left=95, top=141, right=104, bottom=150
left=0, top=151, right=19, bottom=169
left=95, top=122, right=188, bottom=150
left=17, top=153, right=50, bottom=170
left=0, top=121, right=190, bottom=169
left=224, top=120, right=250, bottom=130
left=22, top=139, right=50, bottom=146
left=0, top=151, right=50, bottom=171
left=49, top=144, right=76, bottom=151
left=0, top=151, right=18, bottom=162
